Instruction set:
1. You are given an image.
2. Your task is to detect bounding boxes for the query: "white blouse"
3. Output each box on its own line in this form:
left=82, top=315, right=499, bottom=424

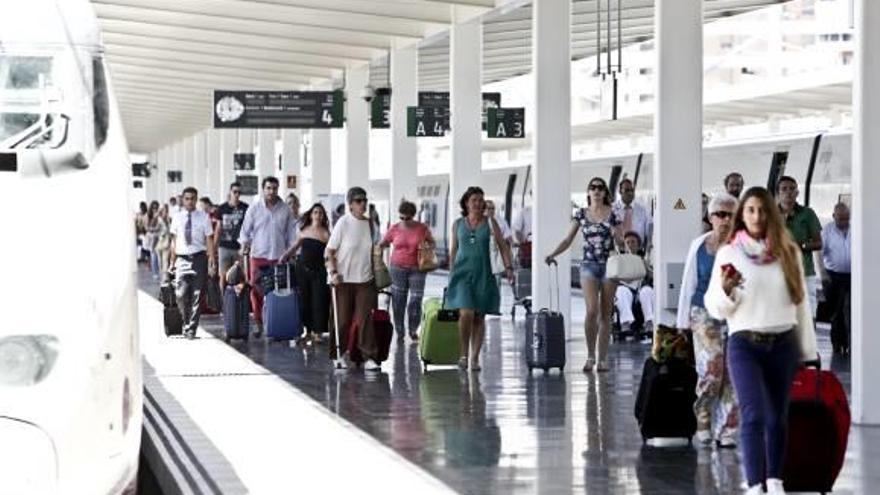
left=704, top=243, right=817, bottom=360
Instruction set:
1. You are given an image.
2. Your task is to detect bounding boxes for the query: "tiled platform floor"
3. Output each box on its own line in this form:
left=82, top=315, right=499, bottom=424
left=140, top=268, right=879, bottom=494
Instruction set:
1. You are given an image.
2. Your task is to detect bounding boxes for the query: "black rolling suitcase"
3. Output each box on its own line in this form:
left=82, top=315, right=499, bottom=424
left=160, top=283, right=183, bottom=337
left=634, top=356, right=697, bottom=443
left=525, top=260, right=565, bottom=373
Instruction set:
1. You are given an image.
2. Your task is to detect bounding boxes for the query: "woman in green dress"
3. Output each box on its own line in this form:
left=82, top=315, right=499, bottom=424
left=446, top=187, right=514, bottom=371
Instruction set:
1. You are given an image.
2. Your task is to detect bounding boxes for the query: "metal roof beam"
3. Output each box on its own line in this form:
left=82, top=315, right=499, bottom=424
left=93, top=0, right=435, bottom=39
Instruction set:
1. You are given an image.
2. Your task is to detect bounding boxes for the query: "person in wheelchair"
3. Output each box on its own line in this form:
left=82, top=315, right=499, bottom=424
left=613, top=231, right=654, bottom=340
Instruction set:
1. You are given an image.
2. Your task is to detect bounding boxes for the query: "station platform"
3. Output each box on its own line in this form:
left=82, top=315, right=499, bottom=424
left=137, top=268, right=878, bottom=495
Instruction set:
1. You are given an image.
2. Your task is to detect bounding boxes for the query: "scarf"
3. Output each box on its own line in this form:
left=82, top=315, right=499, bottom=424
left=733, top=229, right=776, bottom=264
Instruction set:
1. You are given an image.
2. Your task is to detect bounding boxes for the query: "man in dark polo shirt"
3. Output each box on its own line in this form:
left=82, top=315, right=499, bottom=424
left=777, top=175, right=823, bottom=317
left=215, top=181, right=249, bottom=287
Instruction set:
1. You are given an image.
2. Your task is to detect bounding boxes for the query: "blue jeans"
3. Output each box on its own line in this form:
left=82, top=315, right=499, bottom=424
left=389, top=265, right=426, bottom=336
left=726, top=329, right=799, bottom=486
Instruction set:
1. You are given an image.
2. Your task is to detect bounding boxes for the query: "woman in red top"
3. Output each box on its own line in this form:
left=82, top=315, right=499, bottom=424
left=380, top=200, right=435, bottom=342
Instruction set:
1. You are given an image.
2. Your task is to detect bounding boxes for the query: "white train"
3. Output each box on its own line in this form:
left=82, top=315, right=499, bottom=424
left=0, top=1, right=142, bottom=493
left=394, top=130, right=852, bottom=266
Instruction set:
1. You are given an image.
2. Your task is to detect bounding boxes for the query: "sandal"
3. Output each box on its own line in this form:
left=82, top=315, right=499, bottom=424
left=582, top=358, right=596, bottom=373
left=458, top=357, right=469, bottom=370
left=596, top=360, right=610, bottom=372
left=469, top=362, right=482, bottom=372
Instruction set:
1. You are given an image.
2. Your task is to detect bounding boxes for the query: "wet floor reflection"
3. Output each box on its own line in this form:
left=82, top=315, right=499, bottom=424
left=139, top=269, right=878, bottom=494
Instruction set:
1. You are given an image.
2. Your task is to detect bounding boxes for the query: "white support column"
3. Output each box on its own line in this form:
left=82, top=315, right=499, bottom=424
left=852, top=0, right=880, bottom=425
left=450, top=18, right=483, bottom=221
left=173, top=140, right=186, bottom=197
left=311, top=129, right=332, bottom=204
left=389, top=43, right=418, bottom=207
left=158, top=147, right=169, bottom=202
left=281, top=129, right=303, bottom=197
left=346, top=65, right=371, bottom=191
left=206, top=129, right=222, bottom=201
left=532, top=0, right=572, bottom=328
left=193, top=132, right=207, bottom=196
left=183, top=136, right=196, bottom=193
left=238, top=129, right=257, bottom=201
left=653, top=0, right=703, bottom=325
left=257, top=128, right=276, bottom=183
left=145, top=151, right=158, bottom=202
left=219, top=129, right=237, bottom=201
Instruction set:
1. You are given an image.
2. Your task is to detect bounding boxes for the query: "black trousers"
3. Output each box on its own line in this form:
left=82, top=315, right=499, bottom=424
left=175, top=252, right=208, bottom=335
left=825, top=270, right=851, bottom=349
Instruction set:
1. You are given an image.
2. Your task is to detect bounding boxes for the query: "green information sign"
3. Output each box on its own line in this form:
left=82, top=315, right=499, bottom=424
left=486, top=107, right=526, bottom=139
left=407, top=107, right=448, bottom=137
left=370, top=88, right=391, bottom=129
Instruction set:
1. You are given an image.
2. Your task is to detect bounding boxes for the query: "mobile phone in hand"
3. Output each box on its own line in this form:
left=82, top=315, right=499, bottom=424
left=721, top=263, right=739, bottom=277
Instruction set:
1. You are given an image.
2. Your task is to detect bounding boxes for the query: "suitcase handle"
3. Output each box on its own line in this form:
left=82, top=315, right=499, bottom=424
left=547, top=259, right=560, bottom=312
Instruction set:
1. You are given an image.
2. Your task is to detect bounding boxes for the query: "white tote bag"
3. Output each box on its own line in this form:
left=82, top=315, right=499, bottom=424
left=606, top=247, right=647, bottom=282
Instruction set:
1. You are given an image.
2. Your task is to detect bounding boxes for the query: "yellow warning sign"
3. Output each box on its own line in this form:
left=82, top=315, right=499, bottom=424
left=673, top=198, right=686, bottom=210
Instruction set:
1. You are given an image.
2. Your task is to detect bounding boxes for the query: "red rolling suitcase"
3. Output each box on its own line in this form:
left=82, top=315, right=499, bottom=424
left=783, top=363, right=850, bottom=494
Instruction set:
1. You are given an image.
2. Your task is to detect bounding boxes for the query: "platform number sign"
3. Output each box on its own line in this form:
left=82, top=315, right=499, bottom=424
left=407, top=107, right=448, bottom=137
left=487, top=108, right=525, bottom=139
left=370, top=88, right=392, bottom=129
left=213, top=90, right=344, bottom=129
left=166, top=170, right=183, bottom=183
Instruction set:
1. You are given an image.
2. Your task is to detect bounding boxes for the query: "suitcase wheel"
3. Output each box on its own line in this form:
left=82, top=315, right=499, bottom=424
left=543, top=367, right=549, bottom=373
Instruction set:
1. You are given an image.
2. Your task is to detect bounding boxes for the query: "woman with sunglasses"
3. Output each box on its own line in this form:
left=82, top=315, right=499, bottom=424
left=379, top=200, right=435, bottom=342
left=705, top=187, right=817, bottom=495
left=446, top=187, right=514, bottom=372
left=281, top=203, right=331, bottom=346
left=545, top=177, right=622, bottom=372
left=325, top=187, right=383, bottom=371
left=677, top=193, right=740, bottom=449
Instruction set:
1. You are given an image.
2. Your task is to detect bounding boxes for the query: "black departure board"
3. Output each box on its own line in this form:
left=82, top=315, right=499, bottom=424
left=214, top=90, right=344, bottom=129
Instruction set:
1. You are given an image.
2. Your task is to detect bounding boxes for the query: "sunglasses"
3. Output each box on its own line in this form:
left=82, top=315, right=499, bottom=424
left=712, top=211, right=733, bottom=219
left=588, top=184, right=604, bottom=191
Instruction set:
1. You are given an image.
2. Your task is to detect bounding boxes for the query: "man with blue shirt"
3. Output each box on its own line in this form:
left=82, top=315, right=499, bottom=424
left=821, top=202, right=851, bottom=355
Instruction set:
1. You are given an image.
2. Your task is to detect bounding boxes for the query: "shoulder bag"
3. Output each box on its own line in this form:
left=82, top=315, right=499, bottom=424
left=369, top=221, right=392, bottom=289
left=417, top=226, right=439, bottom=272
left=606, top=245, right=647, bottom=283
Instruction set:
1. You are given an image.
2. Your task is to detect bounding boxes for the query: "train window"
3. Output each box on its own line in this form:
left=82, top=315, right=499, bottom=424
left=0, top=56, right=52, bottom=89
left=0, top=55, right=69, bottom=150
left=433, top=185, right=440, bottom=197
left=431, top=203, right=437, bottom=227
left=92, top=58, right=109, bottom=149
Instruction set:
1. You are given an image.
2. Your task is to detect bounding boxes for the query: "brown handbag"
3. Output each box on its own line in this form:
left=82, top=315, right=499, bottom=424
left=418, top=241, right=439, bottom=272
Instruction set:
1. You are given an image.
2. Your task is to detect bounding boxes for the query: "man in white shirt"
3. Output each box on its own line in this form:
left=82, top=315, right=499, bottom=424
left=821, top=202, right=851, bottom=355
left=169, top=187, right=216, bottom=339
left=613, top=179, right=652, bottom=249
left=511, top=204, right=532, bottom=268
left=238, top=177, right=298, bottom=337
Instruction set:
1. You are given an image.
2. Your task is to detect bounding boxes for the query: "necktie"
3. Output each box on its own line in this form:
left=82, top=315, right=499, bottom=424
left=185, top=211, right=193, bottom=245
left=622, top=206, right=634, bottom=233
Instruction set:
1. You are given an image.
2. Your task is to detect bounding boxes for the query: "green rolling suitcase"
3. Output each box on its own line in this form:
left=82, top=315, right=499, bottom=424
left=419, top=289, right=460, bottom=370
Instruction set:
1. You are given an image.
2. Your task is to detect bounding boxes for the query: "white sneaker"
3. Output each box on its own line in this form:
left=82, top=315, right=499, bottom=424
left=766, top=478, right=785, bottom=494
left=744, top=483, right=764, bottom=495
left=364, top=359, right=381, bottom=372
left=695, top=430, right=712, bottom=445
